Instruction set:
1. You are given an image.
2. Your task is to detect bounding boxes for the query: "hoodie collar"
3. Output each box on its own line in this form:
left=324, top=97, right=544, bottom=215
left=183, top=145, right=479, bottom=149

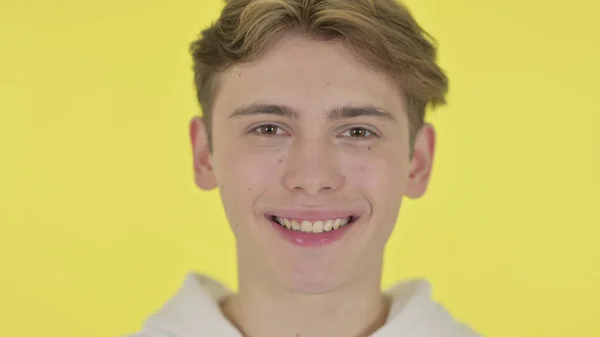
left=143, top=274, right=450, bottom=337
left=143, top=274, right=242, bottom=337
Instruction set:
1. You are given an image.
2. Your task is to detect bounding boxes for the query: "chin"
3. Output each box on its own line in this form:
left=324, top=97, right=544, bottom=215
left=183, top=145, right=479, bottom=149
left=270, top=254, right=351, bottom=295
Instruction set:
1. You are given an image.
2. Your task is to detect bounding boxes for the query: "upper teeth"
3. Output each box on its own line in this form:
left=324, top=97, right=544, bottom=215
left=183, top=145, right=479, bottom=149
left=274, top=217, right=351, bottom=233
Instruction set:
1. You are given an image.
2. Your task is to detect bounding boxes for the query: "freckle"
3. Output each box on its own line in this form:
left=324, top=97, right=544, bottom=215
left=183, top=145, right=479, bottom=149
left=235, top=223, right=240, bottom=228
left=326, top=82, right=330, bottom=86
left=368, top=147, right=371, bottom=151
left=248, top=188, right=252, bottom=191
left=278, top=158, right=283, bottom=163
left=238, top=72, right=242, bottom=77
left=276, top=148, right=280, bottom=152
left=220, top=184, right=225, bottom=189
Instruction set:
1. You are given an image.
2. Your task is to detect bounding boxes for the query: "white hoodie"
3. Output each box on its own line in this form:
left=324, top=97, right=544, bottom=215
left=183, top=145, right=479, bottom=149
left=129, top=274, right=481, bottom=337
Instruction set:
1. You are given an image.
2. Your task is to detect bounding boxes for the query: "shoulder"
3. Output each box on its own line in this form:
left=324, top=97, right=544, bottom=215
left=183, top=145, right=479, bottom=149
left=427, top=303, right=482, bottom=337
left=385, top=279, right=482, bottom=337
left=122, top=273, right=239, bottom=337
left=123, top=331, right=176, bottom=337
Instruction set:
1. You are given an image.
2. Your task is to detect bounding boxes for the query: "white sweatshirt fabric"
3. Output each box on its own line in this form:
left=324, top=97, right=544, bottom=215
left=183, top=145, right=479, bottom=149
left=129, top=274, right=481, bottom=337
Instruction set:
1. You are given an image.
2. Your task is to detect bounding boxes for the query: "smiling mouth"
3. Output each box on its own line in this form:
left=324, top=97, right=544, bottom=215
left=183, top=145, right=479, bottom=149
left=270, top=215, right=357, bottom=233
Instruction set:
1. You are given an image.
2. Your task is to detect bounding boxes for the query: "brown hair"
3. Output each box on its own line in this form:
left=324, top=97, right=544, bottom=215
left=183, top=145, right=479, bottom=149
left=189, top=0, right=448, bottom=149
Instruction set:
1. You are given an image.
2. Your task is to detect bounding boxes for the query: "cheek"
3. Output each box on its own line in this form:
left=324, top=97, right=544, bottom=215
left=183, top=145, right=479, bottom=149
left=218, top=148, right=284, bottom=195
left=342, top=152, right=408, bottom=242
left=214, top=148, right=284, bottom=231
left=343, top=153, right=407, bottom=193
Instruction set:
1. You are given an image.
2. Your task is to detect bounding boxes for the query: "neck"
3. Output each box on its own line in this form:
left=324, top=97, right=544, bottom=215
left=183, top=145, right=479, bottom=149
left=222, top=260, right=389, bottom=337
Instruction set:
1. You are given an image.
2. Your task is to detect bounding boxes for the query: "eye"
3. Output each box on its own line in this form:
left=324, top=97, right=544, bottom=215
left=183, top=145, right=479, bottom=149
left=252, top=124, right=287, bottom=136
left=340, top=127, right=375, bottom=138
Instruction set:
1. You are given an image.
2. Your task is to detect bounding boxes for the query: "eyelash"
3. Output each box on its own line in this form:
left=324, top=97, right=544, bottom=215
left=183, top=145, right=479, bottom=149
left=251, top=124, right=289, bottom=136
left=339, top=127, right=375, bottom=138
left=250, top=124, right=378, bottom=139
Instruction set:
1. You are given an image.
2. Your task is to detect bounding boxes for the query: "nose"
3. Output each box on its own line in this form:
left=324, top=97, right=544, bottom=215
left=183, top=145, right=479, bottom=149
left=282, top=138, right=345, bottom=196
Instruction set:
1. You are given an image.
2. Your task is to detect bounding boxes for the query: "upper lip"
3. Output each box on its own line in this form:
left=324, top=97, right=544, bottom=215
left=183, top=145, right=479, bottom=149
left=265, top=209, right=359, bottom=221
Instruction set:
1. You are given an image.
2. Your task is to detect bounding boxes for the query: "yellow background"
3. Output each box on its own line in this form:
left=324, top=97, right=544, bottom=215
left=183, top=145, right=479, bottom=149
left=1, top=0, right=598, bottom=336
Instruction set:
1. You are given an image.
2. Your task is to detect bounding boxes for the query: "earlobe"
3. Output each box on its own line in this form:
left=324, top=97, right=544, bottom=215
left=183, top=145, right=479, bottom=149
left=405, top=124, right=436, bottom=199
left=190, top=116, right=217, bottom=190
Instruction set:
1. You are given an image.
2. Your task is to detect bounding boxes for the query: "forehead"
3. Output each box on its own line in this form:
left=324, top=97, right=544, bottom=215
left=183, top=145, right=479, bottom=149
left=212, top=34, right=407, bottom=119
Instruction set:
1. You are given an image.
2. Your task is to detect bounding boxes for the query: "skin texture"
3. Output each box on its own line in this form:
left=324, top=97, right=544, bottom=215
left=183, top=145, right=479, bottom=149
left=190, top=34, right=436, bottom=337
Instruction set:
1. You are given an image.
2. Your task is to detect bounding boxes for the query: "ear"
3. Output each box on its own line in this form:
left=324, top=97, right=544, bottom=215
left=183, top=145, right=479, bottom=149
left=405, top=124, right=436, bottom=199
left=190, top=116, right=217, bottom=190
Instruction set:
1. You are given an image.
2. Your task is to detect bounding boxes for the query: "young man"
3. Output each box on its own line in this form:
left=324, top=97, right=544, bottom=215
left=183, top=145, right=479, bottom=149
left=131, top=0, right=481, bottom=336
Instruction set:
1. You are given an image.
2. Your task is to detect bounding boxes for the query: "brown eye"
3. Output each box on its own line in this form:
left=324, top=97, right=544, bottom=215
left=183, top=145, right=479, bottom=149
left=347, top=127, right=371, bottom=137
left=350, top=128, right=366, bottom=137
left=255, top=124, right=284, bottom=136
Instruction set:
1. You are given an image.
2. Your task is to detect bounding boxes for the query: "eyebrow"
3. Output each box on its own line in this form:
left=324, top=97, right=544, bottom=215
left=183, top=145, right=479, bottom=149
left=229, top=103, right=299, bottom=119
left=328, top=105, right=396, bottom=122
left=228, top=103, right=396, bottom=122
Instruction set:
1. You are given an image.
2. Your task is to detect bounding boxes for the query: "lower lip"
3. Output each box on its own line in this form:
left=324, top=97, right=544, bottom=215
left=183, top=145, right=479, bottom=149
left=268, top=217, right=355, bottom=247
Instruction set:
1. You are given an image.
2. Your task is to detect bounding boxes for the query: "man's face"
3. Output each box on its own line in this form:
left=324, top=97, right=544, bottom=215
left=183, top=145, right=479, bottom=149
left=191, top=34, right=435, bottom=294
